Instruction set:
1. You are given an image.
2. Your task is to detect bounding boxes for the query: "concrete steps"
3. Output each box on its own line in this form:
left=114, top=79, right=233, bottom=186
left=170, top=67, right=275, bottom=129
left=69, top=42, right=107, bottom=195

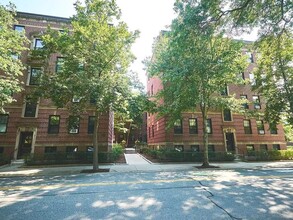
left=124, top=148, right=136, bottom=154
left=11, top=159, right=25, bottom=166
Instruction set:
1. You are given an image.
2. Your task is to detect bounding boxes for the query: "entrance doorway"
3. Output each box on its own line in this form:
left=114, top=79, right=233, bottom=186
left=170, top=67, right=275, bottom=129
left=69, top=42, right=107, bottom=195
left=17, top=132, right=33, bottom=158
left=225, top=132, right=235, bottom=152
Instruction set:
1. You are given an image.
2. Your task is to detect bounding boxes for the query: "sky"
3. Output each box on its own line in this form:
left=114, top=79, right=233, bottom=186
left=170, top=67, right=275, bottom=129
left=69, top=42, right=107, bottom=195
left=0, top=0, right=176, bottom=88
left=0, top=0, right=256, bottom=88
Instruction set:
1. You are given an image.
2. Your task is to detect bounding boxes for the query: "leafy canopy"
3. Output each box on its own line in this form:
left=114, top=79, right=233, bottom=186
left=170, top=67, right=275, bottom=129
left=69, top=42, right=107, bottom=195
left=35, top=0, right=139, bottom=115
left=147, top=0, right=247, bottom=124
left=0, top=3, right=29, bottom=113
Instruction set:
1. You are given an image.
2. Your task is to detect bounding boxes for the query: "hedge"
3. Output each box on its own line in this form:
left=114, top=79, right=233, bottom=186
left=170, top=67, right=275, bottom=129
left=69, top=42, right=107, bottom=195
left=0, top=155, right=10, bottom=166
left=141, top=148, right=235, bottom=162
left=25, top=144, right=124, bottom=166
left=246, top=150, right=293, bottom=161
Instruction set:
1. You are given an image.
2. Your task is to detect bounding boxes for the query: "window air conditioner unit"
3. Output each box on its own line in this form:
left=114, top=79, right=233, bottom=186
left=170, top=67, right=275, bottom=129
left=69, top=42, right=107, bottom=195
left=255, top=105, right=261, bottom=109
left=70, top=128, right=78, bottom=134
left=259, top=130, right=265, bottom=134
left=72, top=97, right=81, bottom=103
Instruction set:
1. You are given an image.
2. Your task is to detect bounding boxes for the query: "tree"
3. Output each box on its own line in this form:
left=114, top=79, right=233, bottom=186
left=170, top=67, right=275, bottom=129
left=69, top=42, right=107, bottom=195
left=0, top=3, right=29, bottom=113
left=207, top=0, right=293, bottom=36
left=114, top=72, right=152, bottom=147
left=253, top=33, right=293, bottom=126
left=146, top=0, right=247, bottom=167
left=204, top=0, right=293, bottom=127
left=34, top=0, right=138, bottom=171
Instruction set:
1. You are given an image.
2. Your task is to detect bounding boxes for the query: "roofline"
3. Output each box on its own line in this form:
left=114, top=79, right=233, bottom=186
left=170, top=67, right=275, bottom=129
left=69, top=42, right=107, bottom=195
left=16, top=11, right=71, bottom=23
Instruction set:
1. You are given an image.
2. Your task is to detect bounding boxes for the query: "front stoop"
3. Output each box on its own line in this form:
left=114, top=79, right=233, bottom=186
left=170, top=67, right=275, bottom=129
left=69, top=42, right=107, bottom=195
left=10, top=159, right=25, bottom=166
left=124, top=148, right=136, bottom=154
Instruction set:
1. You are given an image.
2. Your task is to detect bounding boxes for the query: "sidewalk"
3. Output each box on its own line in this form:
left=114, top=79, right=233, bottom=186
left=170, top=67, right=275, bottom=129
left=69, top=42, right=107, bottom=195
left=1, top=154, right=293, bottom=177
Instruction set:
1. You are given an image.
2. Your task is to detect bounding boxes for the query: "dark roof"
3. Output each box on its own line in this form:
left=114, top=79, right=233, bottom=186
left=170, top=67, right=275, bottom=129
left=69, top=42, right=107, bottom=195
left=16, top=11, right=70, bottom=23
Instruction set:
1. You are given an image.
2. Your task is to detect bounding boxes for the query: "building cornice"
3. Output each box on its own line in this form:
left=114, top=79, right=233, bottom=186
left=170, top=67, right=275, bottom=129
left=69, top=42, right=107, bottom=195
left=16, top=11, right=71, bottom=23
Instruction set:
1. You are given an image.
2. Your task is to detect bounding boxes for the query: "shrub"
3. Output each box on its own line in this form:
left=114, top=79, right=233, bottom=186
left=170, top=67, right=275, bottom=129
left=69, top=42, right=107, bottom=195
left=0, top=155, right=10, bottom=166
left=112, top=143, right=123, bottom=161
left=245, top=150, right=293, bottom=161
left=142, top=148, right=234, bottom=162
left=25, top=151, right=115, bottom=165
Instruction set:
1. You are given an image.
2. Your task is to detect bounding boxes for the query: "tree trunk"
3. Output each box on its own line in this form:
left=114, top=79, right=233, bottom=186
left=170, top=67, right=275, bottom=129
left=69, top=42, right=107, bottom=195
left=93, top=112, right=100, bottom=171
left=201, top=107, right=210, bottom=167
left=126, top=122, right=132, bottom=148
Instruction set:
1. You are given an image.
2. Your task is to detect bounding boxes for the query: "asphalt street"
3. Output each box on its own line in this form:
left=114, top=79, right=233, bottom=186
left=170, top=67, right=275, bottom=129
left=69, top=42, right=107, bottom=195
left=0, top=168, right=293, bottom=220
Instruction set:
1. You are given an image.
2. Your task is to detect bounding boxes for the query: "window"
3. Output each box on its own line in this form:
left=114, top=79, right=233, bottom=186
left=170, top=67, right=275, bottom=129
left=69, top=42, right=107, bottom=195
left=152, top=125, right=154, bottom=137
left=208, top=145, right=215, bottom=152
left=66, top=146, right=78, bottom=152
left=191, top=145, right=200, bottom=152
left=151, top=85, right=153, bottom=95
left=206, top=119, right=212, bottom=134
left=14, top=25, right=25, bottom=33
left=174, top=119, right=183, bottom=134
left=24, top=98, right=37, bottom=117
left=148, top=127, right=151, bottom=138
left=246, top=52, right=254, bottom=63
left=223, top=109, right=232, bottom=121
left=270, top=125, right=278, bottom=134
left=68, top=116, right=80, bottom=134
left=29, top=68, right=41, bottom=85
left=0, top=147, right=4, bottom=154
left=272, top=144, right=280, bottom=150
left=189, top=118, right=198, bottom=134
left=0, top=114, right=9, bottom=133
left=88, top=116, right=95, bottom=134
left=34, top=38, right=43, bottom=49
left=90, top=95, right=96, bottom=105
left=260, top=144, right=268, bottom=151
left=241, top=72, right=245, bottom=80
left=256, top=120, right=265, bottom=134
left=48, top=115, right=60, bottom=134
left=246, top=145, right=254, bottom=151
left=249, top=73, right=255, bottom=85
left=56, top=57, right=64, bottom=73
left=87, top=146, right=93, bottom=152
left=221, top=85, right=228, bottom=96
left=44, top=147, right=57, bottom=153
left=253, top=96, right=261, bottom=109
left=174, top=145, right=184, bottom=152
left=11, top=53, right=19, bottom=60
left=243, top=120, right=252, bottom=134
left=72, top=96, right=81, bottom=103
left=240, top=95, right=249, bottom=109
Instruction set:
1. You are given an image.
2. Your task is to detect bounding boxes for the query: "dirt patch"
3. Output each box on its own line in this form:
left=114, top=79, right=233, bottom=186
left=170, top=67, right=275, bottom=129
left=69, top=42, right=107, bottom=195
left=81, top=168, right=110, bottom=173
left=194, top=165, right=220, bottom=169
left=114, top=154, right=127, bottom=164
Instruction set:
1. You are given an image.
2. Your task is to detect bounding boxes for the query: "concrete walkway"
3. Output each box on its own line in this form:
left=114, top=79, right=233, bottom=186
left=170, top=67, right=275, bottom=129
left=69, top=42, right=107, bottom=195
left=124, top=153, right=151, bottom=165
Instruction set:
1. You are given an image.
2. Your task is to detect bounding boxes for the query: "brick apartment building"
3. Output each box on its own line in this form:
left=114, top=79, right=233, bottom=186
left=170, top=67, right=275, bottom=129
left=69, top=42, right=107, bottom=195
left=146, top=37, right=287, bottom=156
left=0, top=12, right=114, bottom=160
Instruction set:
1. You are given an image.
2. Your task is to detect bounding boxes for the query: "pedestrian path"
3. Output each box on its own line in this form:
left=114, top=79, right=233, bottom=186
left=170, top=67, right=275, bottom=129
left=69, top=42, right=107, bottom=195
left=124, top=153, right=151, bottom=165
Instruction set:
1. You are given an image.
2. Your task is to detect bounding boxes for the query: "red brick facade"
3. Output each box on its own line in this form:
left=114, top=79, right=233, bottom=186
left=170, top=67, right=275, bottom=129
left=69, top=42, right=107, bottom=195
left=0, top=12, right=113, bottom=160
left=147, top=48, right=286, bottom=156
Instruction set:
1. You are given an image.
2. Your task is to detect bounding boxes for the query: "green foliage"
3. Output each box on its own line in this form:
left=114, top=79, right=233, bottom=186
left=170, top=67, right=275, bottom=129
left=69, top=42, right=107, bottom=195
left=146, top=0, right=247, bottom=166
left=0, top=3, right=29, bottom=113
left=284, top=124, right=293, bottom=141
left=30, top=0, right=138, bottom=170
left=205, top=0, right=293, bottom=36
left=0, top=154, right=10, bottom=166
left=246, top=150, right=293, bottom=161
left=201, top=0, right=293, bottom=127
left=253, top=33, right=293, bottom=127
left=112, top=143, right=123, bottom=160
left=25, top=152, right=115, bottom=165
left=141, top=148, right=235, bottom=162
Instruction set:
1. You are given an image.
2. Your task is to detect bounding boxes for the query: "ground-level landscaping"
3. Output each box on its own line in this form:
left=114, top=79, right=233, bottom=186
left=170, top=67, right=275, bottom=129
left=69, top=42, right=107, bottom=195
left=140, top=148, right=293, bottom=163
